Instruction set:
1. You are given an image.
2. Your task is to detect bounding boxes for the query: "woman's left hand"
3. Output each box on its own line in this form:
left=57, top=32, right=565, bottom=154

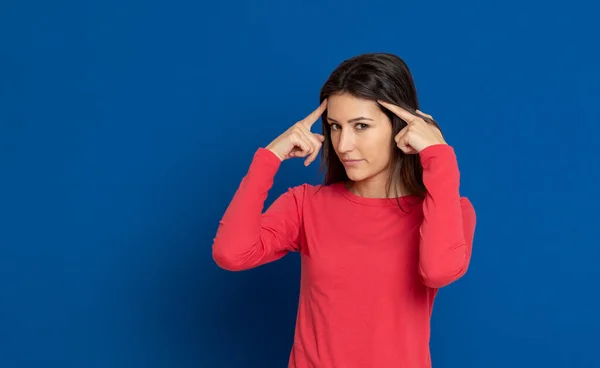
left=378, top=100, right=447, bottom=154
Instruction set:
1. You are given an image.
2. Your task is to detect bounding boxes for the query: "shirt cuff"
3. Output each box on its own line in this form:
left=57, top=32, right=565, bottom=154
left=419, top=144, right=457, bottom=170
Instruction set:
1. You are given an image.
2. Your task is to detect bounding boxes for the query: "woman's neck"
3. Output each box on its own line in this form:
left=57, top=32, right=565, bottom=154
left=346, top=176, right=407, bottom=199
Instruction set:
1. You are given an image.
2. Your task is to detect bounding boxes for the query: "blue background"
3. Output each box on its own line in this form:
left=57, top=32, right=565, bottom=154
left=1, top=0, right=599, bottom=367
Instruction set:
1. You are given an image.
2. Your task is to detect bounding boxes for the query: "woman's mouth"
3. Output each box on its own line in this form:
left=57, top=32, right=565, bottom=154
left=342, top=159, right=364, bottom=166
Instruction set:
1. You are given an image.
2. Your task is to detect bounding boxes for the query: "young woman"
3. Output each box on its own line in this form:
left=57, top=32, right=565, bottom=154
left=212, top=53, right=477, bottom=368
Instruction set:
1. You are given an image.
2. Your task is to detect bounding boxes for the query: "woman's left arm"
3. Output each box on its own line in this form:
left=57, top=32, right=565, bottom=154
left=417, top=144, right=477, bottom=289
left=377, top=101, right=478, bottom=289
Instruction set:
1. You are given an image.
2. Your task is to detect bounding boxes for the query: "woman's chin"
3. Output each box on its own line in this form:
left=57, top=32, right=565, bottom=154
left=345, top=168, right=369, bottom=182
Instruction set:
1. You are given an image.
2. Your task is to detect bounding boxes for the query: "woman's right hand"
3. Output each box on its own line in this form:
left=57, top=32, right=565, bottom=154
left=266, top=99, right=328, bottom=166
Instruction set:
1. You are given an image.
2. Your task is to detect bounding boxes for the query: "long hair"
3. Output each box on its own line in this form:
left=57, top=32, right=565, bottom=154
left=318, top=53, right=444, bottom=211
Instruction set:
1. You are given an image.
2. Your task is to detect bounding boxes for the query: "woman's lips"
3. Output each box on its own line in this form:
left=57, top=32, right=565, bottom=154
left=342, top=159, right=364, bottom=166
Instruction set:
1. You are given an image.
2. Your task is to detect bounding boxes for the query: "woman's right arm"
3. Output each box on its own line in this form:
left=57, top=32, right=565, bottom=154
left=211, top=99, right=328, bottom=271
left=212, top=148, right=306, bottom=271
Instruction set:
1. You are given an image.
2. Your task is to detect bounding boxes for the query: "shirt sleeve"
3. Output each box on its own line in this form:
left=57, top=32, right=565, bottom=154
left=212, top=147, right=305, bottom=271
left=416, top=144, right=477, bottom=288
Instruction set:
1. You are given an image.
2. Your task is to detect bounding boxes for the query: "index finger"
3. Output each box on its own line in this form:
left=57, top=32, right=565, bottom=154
left=377, top=100, right=419, bottom=124
left=301, top=99, right=328, bottom=129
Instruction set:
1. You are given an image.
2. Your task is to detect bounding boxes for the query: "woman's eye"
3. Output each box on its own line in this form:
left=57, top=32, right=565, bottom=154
left=330, top=123, right=368, bottom=131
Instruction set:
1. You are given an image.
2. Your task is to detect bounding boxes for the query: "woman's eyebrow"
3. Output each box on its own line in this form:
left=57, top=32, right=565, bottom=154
left=327, top=116, right=374, bottom=123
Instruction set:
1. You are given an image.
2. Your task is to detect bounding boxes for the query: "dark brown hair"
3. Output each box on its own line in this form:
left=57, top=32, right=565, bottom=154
left=318, top=53, right=444, bottom=211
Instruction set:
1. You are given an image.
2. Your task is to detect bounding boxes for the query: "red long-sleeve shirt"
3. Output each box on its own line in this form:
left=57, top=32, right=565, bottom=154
left=212, top=143, right=477, bottom=368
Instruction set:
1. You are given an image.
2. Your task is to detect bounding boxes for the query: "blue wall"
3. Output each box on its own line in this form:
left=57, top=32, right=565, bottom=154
left=1, top=0, right=599, bottom=367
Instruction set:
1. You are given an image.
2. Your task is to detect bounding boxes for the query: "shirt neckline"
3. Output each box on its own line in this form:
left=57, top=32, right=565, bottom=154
left=332, top=182, right=423, bottom=207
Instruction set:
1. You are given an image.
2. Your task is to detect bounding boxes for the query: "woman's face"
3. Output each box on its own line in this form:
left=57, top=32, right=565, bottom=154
left=326, top=93, right=395, bottom=183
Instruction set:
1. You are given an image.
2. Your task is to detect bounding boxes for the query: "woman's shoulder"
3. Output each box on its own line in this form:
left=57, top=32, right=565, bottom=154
left=284, top=182, right=344, bottom=202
